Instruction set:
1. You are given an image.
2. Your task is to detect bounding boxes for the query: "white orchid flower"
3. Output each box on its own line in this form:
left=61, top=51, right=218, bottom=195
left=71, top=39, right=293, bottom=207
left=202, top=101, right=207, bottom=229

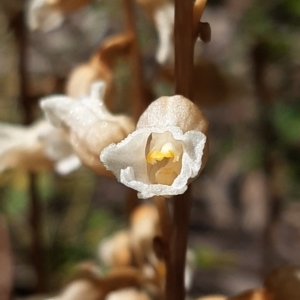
left=0, top=119, right=80, bottom=174
left=100, top=95, right=209, bottom=199
left=40, top=81, right=135, bottom=176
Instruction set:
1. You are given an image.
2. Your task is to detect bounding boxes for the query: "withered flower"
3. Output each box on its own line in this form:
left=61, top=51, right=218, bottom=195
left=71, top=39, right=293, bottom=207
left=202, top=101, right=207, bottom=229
left=41, top=81, right=135, bottom=176
left=101, top=95, right=209, bottom=199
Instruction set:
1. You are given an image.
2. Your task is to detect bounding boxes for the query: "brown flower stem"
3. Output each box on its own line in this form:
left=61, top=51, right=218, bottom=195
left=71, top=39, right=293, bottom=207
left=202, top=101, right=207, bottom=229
left=154, top=196, right=172, bottom=244
left=165, top=190, right=192, bottom=300
left=164, top=0, right=195, bottom=299
left=174, top=0, right=194, bottom=98
left=12, top=11, right=46, bottom=292
left=122, top=0, right=147, bottom=121
left=125, top=189, right=140, bottom=220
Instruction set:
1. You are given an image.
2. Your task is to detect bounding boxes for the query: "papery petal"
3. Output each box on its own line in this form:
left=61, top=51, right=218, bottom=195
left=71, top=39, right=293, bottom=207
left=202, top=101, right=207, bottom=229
left=101, top=126, right=206, bottom=199
left=100, top=129, right=151, bottom=185
left=41, top=81, right=135, bottom=175
left=137, top=95, right=209, bottom=134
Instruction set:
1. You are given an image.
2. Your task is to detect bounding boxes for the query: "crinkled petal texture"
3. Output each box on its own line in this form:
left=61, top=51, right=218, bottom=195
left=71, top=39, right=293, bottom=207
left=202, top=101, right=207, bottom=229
left=40, top=81, right=135, bottom=175
left=101, top=95, right=208, bottom=199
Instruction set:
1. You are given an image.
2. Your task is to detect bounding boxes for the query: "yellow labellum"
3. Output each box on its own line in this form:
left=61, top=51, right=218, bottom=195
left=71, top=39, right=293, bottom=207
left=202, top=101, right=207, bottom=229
left=146, top=142, right=179, bottom=165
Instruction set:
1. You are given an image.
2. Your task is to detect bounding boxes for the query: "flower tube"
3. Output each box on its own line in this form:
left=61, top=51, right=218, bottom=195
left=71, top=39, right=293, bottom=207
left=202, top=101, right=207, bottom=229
left=100, top=95, right=209, bottom=199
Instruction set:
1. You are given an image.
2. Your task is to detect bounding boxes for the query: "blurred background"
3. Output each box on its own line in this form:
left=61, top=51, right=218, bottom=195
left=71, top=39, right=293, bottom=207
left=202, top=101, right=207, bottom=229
left=0, top=0, right=299, bottom=298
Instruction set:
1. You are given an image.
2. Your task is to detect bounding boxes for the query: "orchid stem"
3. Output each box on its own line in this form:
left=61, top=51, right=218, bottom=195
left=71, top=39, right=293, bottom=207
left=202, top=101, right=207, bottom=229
left=154, top=196, right=172, bottom=244
left=165, top=190, right=191, bottom=300
left=164, top=0, right=195, bottom=299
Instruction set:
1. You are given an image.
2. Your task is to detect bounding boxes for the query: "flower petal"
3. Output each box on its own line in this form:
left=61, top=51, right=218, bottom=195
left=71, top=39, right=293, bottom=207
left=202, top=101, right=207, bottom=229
left=41, top=81, right=135, bottom=175
left=101, top=126, right=206, bottom=199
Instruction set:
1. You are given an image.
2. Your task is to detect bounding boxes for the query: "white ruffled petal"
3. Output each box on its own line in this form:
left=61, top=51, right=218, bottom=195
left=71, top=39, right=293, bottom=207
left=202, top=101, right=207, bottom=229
left=100, top=125, right=206, bottom=199
left=100, top=129, right=151, bottom=184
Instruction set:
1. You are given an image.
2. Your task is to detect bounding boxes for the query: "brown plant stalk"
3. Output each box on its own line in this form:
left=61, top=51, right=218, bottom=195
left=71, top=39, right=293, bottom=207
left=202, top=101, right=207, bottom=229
left=164, top=0, right=195, bottom=299
left=154, top=196, right=172, bottom=244
left=12, top=11, right=46, bottom=292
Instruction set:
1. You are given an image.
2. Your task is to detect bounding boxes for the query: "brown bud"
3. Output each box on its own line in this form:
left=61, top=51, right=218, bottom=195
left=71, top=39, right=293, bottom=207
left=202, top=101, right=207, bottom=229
left=198, top=22, right=212, bottom=43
